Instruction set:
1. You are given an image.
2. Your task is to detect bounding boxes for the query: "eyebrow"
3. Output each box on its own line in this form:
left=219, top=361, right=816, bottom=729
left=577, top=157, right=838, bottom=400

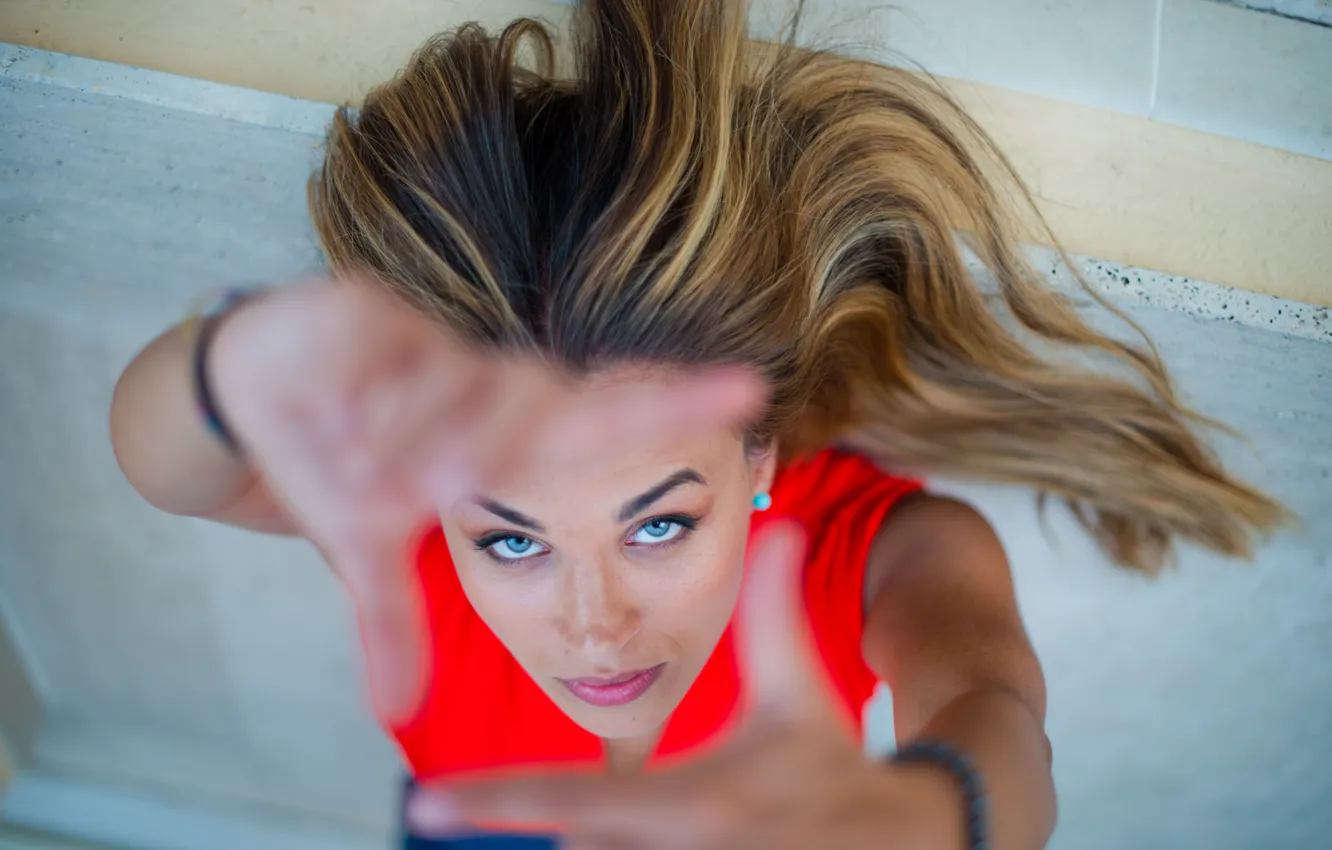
left=473, top=468, right=707, bottom=533
left=616, top=469, right=707, bottom=523
left=475, top=499, right=546, bottom=533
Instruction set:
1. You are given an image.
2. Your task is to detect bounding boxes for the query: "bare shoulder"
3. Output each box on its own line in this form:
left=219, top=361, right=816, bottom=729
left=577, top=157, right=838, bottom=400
left=862, top=492, right=1009, bottom=614
left=859, top=491, right=1048, bottom=740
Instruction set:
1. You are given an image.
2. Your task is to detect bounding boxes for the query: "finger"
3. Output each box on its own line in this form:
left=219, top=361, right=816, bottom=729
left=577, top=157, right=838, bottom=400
left=736, top=521, right=833, bottom=719
left=245, top=389, right=438, bottom=728
left=352, top=333, right=487, bottom=492
left=333, top=532, right=442, bottom=735
left=415, top=356, right=572, bottom=511
left=410, top=771, right=678, bottom=838
left=265, top=420, right=435, bottom=728
left=400, top=355, right=505, bottom=507
left=448, top=360, right=565, bottom=497
left=409, top=772, right=610, bottom=836
left=279, top=498, right=433, bottom=728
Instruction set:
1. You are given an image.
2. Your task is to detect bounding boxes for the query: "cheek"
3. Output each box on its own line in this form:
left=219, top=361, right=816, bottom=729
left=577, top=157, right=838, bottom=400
left=649, top=508, right=751, bottom=630
left=448, top=550, right=558, bottom=658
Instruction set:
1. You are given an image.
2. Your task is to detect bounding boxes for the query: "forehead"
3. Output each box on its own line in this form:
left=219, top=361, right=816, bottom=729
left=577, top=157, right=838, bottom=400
left=471, top=369, right=750, bottom=509
left=513, top=422, right=744, bottom=504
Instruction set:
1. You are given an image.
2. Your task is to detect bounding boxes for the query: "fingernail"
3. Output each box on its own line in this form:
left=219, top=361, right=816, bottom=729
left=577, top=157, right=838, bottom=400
left=407, top=790, right=465, bottom=835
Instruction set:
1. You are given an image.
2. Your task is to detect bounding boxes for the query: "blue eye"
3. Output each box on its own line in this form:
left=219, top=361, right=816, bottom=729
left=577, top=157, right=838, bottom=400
left=628, top=518, right=689, bottom=546
left=485, top=536, right=548, bottom=562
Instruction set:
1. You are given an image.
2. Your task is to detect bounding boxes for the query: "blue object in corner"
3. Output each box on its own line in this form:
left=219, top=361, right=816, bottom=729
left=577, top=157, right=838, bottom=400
left=401, top=777, right=558, bottom=849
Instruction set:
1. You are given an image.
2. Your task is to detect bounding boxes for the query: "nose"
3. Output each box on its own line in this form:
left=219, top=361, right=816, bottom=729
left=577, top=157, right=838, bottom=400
left=555, top=554, right=642, bottom=660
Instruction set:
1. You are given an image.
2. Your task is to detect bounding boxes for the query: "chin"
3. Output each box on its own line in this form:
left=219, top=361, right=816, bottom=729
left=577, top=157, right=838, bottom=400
left=558, top=693, right=678, bottom=739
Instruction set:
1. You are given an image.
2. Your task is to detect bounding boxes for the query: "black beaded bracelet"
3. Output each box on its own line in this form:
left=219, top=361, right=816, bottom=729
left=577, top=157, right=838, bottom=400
left=189, top=287, right=263, bottom=455
left=892, top=740, right=988, bottom=850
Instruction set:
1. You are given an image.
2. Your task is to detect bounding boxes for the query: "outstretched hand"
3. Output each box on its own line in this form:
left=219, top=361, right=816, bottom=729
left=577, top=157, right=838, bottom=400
left=406, top=523, right=958, bottom=850
left=208, top=279, right=765, bottom=724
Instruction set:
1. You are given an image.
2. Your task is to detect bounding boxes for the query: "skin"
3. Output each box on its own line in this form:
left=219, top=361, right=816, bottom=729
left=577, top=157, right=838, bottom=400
left=413, top=510, right=1056, bottom=850
left=110, top=280, right=1056, bottom=850
left=445, top=415, right=775, bottom=757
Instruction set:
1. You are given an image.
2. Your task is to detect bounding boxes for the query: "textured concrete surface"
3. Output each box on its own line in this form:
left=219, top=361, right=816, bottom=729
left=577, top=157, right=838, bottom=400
left=1, top=43, right=1329, bottom=850
left=1157, top=0, right=1332, bottom=161
left=0, top=615, right=42, bottom=787
left=1215, top=0, right=1332, bottom=26
left=0, top=822, right=121, bottom=850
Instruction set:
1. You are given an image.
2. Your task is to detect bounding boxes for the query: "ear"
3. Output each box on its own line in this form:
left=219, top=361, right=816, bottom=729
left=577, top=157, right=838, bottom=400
left=747, top=439, right=779, bottom=498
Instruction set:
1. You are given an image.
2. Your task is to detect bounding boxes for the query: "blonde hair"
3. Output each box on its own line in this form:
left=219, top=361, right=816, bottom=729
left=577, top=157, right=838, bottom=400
left=309, top=0, right=1287, bottom=572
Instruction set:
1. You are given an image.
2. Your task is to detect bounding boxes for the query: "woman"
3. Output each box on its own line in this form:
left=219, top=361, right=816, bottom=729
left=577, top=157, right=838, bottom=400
left=109, top=1, right=1284, bottom=847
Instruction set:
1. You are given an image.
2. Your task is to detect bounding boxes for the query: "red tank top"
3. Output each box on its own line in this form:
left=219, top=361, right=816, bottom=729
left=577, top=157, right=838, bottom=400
left=391, top=448, right=920, bottom=779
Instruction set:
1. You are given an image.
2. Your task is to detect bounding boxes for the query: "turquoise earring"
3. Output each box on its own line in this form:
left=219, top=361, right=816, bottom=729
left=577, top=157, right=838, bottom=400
left=752, top=492, right=773, bottom=512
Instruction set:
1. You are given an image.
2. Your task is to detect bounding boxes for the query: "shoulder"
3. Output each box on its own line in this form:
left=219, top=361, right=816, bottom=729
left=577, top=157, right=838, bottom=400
left=869, top=495, right=1005, bottom=569
left=858, top=495, right=1045, bottom=734
left=863, top=494, right=1007, bottom=612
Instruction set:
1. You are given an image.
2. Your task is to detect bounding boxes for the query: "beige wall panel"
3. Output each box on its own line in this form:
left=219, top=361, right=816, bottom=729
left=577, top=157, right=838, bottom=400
left=1, top=0, right=573, bottom=104
left=951, top=82, right=1332, bottom=307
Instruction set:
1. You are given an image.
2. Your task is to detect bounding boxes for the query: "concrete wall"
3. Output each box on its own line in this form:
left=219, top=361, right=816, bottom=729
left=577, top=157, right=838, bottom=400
left=0, top=56, right=398, bottom=844
left=0, top=47, right=1330, bottom=850
left=1215, top=0, right=1332, bottom=26
left=0, top=617, right=41, bottom=791
left=2, top=0, right=1331, bottom=308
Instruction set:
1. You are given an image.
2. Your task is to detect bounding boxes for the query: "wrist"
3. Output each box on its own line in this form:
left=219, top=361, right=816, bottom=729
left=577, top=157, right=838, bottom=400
left=893, top=759, right=971, bottom=850
left=892, top=741, right=987, bottom=850
left=190, top=286, right=270, bottom=454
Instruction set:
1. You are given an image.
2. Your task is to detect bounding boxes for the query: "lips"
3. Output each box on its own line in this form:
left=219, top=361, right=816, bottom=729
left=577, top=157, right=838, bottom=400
left=559, top=663, right=666, bottom=708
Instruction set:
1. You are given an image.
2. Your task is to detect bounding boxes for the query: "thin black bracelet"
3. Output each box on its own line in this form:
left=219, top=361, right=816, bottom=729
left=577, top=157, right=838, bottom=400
left=892, top=740, right=988, bottom=850
left=191, top=288, right=262, bottom=455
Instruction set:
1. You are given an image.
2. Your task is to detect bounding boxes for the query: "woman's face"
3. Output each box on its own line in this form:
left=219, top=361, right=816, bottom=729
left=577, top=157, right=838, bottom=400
left=441, top=373, right=775, bottom=741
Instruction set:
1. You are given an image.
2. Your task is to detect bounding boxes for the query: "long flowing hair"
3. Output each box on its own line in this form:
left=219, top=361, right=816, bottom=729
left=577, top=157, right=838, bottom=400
left=309, top=0, right=1287, bottom=572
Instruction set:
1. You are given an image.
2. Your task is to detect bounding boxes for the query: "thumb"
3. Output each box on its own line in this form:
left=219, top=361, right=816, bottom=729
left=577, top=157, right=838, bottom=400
left=332, top=525, right=433, bottom=729
left=736, top=521, right=832, bottom=719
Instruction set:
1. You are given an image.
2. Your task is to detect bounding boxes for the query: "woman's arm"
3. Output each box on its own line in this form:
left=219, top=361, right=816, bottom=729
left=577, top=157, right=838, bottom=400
left=110, top=314, right=296, bottom=534
left=862, top=495, right=1056, bottom=850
